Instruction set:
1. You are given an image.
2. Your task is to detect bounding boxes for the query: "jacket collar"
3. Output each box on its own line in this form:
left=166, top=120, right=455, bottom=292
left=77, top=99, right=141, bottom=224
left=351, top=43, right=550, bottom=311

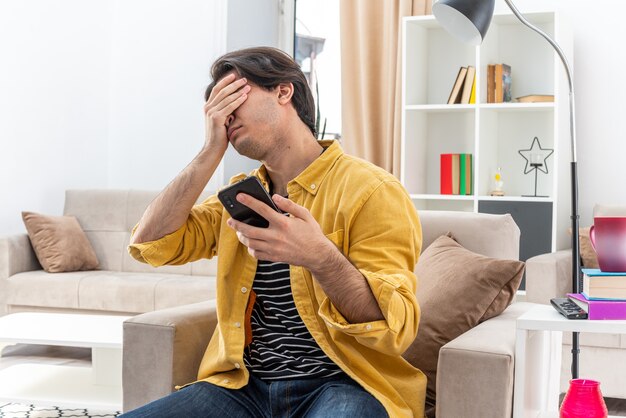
left=256, top=140, right=342, bottom=196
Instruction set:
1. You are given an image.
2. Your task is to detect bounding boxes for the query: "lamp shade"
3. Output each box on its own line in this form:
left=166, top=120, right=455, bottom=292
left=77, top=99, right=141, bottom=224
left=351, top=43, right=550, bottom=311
left=432, top=0, right=495, bottom=45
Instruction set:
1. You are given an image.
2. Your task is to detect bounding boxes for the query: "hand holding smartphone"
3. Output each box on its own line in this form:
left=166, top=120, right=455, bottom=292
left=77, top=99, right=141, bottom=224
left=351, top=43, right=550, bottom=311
left=217, top=176, right=280, bottom=228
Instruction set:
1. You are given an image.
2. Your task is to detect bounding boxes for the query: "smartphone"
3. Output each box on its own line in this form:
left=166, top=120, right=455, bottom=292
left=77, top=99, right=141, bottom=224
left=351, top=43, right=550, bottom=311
left=217, top=176, right=280, bottom=228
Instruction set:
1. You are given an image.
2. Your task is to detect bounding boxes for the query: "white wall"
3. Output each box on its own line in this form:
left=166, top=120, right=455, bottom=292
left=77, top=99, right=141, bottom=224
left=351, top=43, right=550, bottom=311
left=0, top=0, right=111, bottom=235
left=222, top=0, right=283, bottom=182
left=3, top=0, right=621, bottom=237
left=495, top=0, right=626, bottom=228
left=0, top=0, right=228, bottom=235
left=107, top=0, right=227, bottom=191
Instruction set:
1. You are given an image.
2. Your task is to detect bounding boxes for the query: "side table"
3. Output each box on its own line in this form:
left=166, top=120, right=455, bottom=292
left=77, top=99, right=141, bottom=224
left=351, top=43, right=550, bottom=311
left=514, top=304, right=626, bottom=418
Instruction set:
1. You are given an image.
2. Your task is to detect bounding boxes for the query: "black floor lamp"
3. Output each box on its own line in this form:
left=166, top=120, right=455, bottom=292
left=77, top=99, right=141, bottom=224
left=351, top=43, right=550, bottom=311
left=432, top=0, right=582, bottom=378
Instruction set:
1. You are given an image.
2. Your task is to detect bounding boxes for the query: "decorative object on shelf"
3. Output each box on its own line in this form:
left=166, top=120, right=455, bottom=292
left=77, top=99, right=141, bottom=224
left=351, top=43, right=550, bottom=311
left=560, top=379, right=608, bottom=418
left=515, top=94, right=554, bottom=103
left=518, top=136, right=553, bottom=197
left=490, top=167, right=504, bottom=196
left=433, top=0, right=582, bottom=378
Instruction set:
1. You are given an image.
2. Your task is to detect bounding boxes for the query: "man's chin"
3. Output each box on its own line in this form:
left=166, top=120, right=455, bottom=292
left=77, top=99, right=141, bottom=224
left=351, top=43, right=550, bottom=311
left=231, top=138, right=263, bottom=161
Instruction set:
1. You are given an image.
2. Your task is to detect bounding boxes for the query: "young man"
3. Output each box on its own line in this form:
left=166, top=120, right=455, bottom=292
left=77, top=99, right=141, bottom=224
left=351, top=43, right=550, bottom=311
left=123, top=47, right=425, bottom=417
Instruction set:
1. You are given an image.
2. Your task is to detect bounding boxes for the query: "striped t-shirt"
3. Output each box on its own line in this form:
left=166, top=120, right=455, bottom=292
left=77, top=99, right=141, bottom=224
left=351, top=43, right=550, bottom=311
left=243, top=260, right=343, bottom=380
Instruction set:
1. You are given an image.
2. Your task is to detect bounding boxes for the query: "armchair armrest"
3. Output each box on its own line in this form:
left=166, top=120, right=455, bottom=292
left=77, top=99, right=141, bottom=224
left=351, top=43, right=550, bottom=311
left=0, top=234, right=40, bottom=314
left=525, top=250, right=572, bottom=304
left=436, top=302, right=539, bottom=418
left=123, top=300, right=217, bottom=412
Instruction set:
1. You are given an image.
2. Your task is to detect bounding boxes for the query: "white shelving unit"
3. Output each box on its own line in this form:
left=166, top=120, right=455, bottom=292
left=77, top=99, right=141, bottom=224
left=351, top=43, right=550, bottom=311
left=401, top=9, right=573, bottom=266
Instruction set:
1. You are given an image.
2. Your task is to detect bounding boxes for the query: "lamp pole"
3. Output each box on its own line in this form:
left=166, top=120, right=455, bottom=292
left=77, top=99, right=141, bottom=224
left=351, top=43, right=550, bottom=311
left=502, top=0, right=581, bottom=379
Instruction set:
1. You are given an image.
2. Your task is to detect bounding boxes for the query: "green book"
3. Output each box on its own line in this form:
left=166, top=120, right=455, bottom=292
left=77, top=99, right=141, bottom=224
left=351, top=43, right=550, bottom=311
left=458, top=154, right=473, bottom=195
left=460, top=154, right=467, bottom=195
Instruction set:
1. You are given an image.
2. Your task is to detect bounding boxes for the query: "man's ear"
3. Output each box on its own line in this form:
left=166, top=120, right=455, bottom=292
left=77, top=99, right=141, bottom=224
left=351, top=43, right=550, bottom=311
left=276, top=83, right=294, bottom=104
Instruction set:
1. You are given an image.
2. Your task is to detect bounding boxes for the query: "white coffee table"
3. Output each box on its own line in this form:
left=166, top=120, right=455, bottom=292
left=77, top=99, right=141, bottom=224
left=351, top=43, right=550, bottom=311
left=514, top=304, right=626, bottom=418
left=0, top=312, right=130, bottom=410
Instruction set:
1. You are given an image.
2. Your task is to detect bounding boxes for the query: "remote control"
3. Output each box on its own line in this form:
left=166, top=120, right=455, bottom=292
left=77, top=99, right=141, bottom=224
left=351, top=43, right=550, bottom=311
left=551, top=298, right=588, bottom=320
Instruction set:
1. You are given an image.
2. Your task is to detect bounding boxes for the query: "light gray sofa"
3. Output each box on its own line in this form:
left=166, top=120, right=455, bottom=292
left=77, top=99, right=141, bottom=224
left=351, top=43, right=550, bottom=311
left=0, top=190, right=217, bottom=316
left=526, top=250, right=626, bottom=399
left=123, top=210, right=540, bottom=417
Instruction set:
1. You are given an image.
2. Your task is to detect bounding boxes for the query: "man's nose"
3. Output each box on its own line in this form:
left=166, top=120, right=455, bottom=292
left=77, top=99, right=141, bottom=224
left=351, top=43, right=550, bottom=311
left=225, top=114, right=234, bottom=127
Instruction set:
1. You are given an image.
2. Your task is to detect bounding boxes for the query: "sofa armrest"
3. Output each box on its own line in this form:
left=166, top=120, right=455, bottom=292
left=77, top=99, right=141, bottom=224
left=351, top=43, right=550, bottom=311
left=0, top=234, right=40, bottom=314
left=525, top=250, right=572, bottom=304
left=436, top=302, right=539, bottom=418
left=123, top=300, right=217, bottom=412
left=0, top=234, right=40, bottom=279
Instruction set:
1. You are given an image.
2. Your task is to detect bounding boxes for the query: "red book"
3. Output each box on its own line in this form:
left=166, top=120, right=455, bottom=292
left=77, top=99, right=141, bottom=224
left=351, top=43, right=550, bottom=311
left=440, top=154, right=460, bottom=194
left=441, top=154, right=452, bottom=194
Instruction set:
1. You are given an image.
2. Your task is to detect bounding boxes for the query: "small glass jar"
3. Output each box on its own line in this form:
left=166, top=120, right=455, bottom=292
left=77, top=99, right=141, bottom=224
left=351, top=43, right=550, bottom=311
left=560, top=379, right=608, bottom=418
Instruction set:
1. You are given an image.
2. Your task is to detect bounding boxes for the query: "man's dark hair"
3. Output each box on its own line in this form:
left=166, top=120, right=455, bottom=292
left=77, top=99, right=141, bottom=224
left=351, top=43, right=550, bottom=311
left=204, top=47, right=317, bottom=136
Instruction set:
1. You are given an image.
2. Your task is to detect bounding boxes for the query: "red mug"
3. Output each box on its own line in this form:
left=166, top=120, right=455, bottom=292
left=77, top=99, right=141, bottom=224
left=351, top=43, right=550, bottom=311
left=589, top=217, right=626, bottom=272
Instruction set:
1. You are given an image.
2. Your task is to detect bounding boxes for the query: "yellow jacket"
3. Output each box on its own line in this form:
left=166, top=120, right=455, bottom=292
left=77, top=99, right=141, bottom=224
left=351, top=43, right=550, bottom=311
left=128, top=140, right=426, bottom=417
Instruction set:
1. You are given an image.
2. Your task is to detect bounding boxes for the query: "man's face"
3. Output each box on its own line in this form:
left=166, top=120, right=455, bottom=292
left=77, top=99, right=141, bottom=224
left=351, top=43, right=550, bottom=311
left=224, top=75, right=282, bottom=161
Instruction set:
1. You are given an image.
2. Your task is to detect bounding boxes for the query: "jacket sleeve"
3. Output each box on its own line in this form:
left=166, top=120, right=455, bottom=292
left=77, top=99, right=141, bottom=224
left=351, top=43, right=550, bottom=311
left=127, top=193, right=225, bottom=267
left=317, top=180, right=422, bottom=356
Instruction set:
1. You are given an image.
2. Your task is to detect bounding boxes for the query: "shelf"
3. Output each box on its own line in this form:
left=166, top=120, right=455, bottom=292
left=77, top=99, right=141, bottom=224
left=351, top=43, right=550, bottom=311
left=404, top=104, right=475, bottom=112
left=401, top=8, right=572, bottom=259
left=409, top=194, right=474, bottom=201
left=478, top=195, right=553, bottom=203
left=408, top=195, right=553, bottom=203
left=404, top=103, right=554, bottom=112
left=479, top=102, right=555, bottom=112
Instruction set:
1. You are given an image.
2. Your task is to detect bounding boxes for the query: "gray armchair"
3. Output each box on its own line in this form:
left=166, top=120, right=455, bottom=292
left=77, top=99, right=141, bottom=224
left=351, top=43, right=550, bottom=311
left=123, top=210, right=540, bottom=417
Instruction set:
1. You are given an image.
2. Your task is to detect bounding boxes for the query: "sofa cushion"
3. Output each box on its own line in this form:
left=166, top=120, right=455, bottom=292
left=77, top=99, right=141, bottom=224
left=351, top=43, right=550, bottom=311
left=404, top=233, right=525, bottom=409
left=569, top=227, right=599, bottom=269
left=6, top=270, right=216, bottom=314
left=579, top=227, right=599, bottom=268
left=22, top=212, right=99, bottom=273
left=7, top=270, right=84, bottom=309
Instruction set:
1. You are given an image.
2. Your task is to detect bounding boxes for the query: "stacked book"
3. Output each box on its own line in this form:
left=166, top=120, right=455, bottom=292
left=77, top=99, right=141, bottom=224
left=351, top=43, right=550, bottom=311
left=487, top=63, right=512, bottom=103
left=440, top=154, right=472, bottom=195
left=567, top=268, right=626, bottom=319
left=447, top=66, right=476, bottom=104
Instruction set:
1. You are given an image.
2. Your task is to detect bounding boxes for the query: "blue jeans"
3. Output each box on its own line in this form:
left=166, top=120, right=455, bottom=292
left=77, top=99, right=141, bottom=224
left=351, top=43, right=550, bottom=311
left=120, top=373, right=388, bottom=418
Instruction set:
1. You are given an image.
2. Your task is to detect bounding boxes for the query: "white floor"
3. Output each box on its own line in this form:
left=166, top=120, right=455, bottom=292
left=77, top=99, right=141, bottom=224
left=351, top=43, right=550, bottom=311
left=0, top=344, right=120, bottom=415
left=1, top=344, right=625, bottom=416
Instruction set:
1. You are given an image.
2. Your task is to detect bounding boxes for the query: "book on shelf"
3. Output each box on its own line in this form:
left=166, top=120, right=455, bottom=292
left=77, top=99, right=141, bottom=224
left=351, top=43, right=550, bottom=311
left=502, top=64, right=512, bottom=102
left=487, top=63, right=512, bottom=103
left=568, top=293, right=626, bottom=320
left=514, top=94, right=554, bottom=103
left=494, top=64, right=503, bottom=103
left=440, top=154, right=460, bottom=194
left=487, top=64, right=495, bottom=103
left=582, top=268, right=626, bottom=300
left=493, top=63, right=512, bottom=103
left=447, top=67, right=468, bottom=105
left=441, top=153, right=472, bottom=195
left=460, top=66, right=476, bottom=104
left=459, top=153, right=473, bottom=195
left=469, top=75, right=476, bottom=104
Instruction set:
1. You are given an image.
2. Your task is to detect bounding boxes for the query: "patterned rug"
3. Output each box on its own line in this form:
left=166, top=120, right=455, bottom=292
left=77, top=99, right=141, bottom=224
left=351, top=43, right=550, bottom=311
left=0, top=404, right=120, bottom=418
